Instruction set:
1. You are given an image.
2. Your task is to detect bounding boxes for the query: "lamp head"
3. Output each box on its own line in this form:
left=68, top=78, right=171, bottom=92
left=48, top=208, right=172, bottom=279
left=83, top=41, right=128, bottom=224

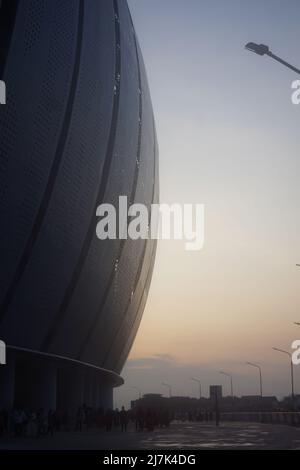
left=245, top=42, right=270, bottom=56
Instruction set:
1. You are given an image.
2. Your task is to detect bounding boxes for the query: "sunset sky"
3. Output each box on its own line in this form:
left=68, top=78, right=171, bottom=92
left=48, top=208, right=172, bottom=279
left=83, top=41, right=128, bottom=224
left=116, top=0, right=300, bottom=407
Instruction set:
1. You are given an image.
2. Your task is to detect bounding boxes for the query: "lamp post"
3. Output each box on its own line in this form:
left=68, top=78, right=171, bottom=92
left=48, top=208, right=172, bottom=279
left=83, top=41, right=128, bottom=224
left=191, top=377, right=202, bottom=399
left=162, top=382, right=172, bottom=398
left=245, top=42, right=300, bottom=75
left=246, top=362, right=263, bottom=398
left=219, top=371, right=233, bottom=398
left=272, top=347, right=294, bottom=399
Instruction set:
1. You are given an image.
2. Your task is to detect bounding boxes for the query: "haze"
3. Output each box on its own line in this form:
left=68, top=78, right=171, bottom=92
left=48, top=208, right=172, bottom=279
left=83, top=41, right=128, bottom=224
left=115, top=0, right=300, bottom=407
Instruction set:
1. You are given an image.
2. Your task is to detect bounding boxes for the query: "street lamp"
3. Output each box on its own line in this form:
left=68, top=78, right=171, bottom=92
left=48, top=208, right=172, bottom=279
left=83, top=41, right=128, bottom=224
left=162, top=382, right=172, bottom=397
left=272, top=347, right=294, bottom=399
left=191, top=377, right=202, bottom=399
left=245, top=42, right=300, bottom=75
left=246, top=362, right=263, bottom=398
left=219, top=371, right=233, bottom=398
left=131, top=386, right=142, bottom=400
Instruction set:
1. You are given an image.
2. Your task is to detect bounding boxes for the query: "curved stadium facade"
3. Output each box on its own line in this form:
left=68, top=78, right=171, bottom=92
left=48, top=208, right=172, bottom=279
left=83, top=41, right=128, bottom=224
left=0, top=0, right=158, bottom=412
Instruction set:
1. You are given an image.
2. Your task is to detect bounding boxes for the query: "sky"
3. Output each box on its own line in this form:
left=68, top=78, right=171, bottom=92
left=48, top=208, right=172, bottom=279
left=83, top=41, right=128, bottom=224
left=115, top=0, right=300, bottom=407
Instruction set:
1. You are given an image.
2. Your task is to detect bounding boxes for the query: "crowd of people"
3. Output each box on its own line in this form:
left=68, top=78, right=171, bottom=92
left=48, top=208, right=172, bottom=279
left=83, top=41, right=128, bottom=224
left=176, top=409, right=216, bottom=422
left=0, top=408, right=57, bottom=438
left=0, top=404, right=172, bottom=438
left=132, top=407, right=171, bottom=431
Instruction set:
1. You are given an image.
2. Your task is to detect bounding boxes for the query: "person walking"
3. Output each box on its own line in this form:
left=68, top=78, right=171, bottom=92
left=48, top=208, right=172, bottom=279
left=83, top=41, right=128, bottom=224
left=120, top=406, right=128, bottom=432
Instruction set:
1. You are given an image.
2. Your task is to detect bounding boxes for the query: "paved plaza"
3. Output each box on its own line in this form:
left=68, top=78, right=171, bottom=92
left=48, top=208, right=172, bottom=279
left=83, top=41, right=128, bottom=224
left=1, top=421, right=300, bottom=450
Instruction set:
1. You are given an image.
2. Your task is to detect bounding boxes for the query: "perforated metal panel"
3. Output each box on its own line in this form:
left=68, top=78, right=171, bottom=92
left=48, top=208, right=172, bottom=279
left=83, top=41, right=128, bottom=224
left=0, top=0, right=158, bottom=376
left=23, top=0, right=44, bottom=55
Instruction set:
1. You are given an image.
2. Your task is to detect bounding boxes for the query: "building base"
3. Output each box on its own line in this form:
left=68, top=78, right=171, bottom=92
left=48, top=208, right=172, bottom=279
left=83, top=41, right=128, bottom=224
left=0, top=347, right=123, bottom=415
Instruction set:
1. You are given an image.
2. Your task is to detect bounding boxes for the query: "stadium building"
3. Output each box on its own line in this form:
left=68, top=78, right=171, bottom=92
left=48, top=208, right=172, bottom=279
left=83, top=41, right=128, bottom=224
left=0, top=0, right=158, bottom=414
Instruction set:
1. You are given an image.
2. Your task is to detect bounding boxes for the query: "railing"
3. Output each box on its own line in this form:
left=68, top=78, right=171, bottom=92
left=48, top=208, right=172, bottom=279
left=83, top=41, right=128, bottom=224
left=221, top=411, right=300, bottom=426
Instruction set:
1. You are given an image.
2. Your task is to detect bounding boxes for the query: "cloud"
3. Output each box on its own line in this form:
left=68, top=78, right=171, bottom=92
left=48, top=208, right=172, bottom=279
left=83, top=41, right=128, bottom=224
left=127, top=354, right=177, bottom=369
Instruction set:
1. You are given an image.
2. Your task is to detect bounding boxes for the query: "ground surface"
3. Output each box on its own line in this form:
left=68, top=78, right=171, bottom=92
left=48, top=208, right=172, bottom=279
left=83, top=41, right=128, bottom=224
left=1, top=421, right=300, bottom=450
